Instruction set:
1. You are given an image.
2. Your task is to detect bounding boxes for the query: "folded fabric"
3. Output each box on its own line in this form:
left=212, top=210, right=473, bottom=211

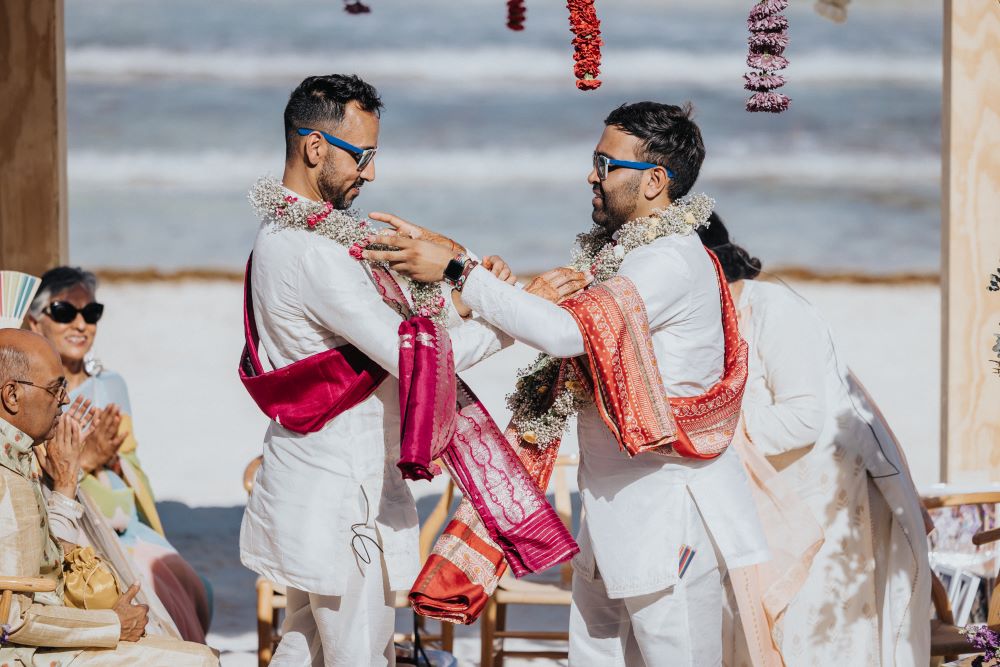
left=239, top=255, right=388, bottom=434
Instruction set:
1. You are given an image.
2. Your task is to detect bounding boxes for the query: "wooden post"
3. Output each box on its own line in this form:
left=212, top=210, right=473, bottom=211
left=0, top=0, right=68, bottom=276
left=941, top=0, right=1000, bottom=483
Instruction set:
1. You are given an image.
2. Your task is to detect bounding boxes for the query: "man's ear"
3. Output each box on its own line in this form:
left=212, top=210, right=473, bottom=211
left=302, top=132, right=326, bottom=169
left=1, top=382, right=20, bottom=415
left=644, top=166, right=670, bottom=201
left=26, top=316, right=41, bottom=334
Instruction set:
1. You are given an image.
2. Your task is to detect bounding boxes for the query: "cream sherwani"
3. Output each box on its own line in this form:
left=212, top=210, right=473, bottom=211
left=239, top=203, right=510, bottom=666
left=734, top=280, right=930, bottom=667
left=460, top=231, right=769, bottom=666
left=0, top=419, right=217, bottom=667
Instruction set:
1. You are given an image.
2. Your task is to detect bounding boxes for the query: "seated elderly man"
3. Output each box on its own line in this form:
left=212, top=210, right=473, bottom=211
left=0, top=329, right=217, bottom=667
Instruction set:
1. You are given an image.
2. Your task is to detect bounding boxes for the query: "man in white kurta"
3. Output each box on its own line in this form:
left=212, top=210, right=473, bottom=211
left=457, top=230, right=768, bottom=666
left=731, top=277, right=931, bottom=667
left=370, top=101, right=769, bottom=666
left=238, top=74, right=510, bottom=666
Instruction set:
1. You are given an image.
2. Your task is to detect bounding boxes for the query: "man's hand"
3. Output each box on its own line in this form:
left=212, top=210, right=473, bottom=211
left=36, top=414, right=83, bottom=498
left=482, top=256, right=517, bottom=286
left=524, top=268, right=592, bottom=303
left=66, top=396, right=98, bottom=439
left=368, top=212, right=465, bottom=255
left=79, top=405, right=128, bottom=475
left=113, top=583, right=149, bottom=642
left=363, top=234, right=458, bottom=283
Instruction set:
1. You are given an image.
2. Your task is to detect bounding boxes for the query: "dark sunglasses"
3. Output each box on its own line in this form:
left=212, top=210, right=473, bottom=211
left=44, top=301, right=105, bottom=325
left=297, top=128, right=377, bottom=172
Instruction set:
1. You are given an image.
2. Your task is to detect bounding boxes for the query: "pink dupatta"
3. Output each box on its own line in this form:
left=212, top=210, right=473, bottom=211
left=393, top=290, right=578, bottom=579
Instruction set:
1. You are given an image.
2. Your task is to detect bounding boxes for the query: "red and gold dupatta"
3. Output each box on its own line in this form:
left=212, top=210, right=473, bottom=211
left=410, top=248, right=749, bottom=624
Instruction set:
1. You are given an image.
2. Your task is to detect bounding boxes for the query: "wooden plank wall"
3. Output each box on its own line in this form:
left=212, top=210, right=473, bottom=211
left=0, top=0, right=68, bottom=276
left=941, top=0, right=1000, bottom=483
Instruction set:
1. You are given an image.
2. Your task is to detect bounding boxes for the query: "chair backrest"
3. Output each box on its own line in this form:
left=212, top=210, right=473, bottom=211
left=552, top=454, right=579, bottom=587
left=419, top=475, right=455, bottom=561
left=923, top=491, right=1000, bottom=626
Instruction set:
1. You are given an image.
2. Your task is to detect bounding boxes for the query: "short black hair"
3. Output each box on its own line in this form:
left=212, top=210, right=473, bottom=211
left=283, top=74, right=383, bottom=158
left=697, top=212, right=762, bottom=282
left=604, top=101, right=705, bottom=201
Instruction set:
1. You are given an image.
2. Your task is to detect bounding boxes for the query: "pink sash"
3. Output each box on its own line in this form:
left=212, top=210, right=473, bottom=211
left=238, top=253, right=577, bottom=580
left=395, top=299, right=578, bottom=578
left=239, top=256, right=388, bottom=434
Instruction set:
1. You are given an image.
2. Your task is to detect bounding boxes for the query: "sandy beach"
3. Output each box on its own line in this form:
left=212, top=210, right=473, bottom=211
left=87, top=277, right=939, bottom=665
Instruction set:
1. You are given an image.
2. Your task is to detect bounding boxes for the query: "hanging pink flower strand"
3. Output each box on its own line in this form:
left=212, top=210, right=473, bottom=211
left=744, top=0, right=790, bottom=113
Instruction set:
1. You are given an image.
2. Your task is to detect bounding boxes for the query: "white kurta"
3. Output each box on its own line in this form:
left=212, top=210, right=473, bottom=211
left=460, top=232, right=769, bottom=599
left=239, top=218, right=510, bottom=597
left=736, top=279, right=930, bottom=667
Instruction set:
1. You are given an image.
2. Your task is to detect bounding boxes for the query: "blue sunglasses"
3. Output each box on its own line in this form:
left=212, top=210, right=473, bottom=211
left=297, top=128, right=377, bottom=171
left=593, top=152, right=675, bottom=181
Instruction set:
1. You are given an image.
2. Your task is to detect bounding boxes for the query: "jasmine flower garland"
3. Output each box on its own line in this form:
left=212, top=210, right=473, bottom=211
left=248, top=176, right=447, bottom=323
left=507, top=193, right=714, bottom=449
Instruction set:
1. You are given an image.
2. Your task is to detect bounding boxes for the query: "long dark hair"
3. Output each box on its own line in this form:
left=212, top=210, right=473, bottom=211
left=697, top=212, right=762, bottom=283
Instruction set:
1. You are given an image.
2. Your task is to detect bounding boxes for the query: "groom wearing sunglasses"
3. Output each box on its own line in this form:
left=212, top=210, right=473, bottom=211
left=367, top=102, right=771, bottom=666
left=238, top=74, right=519, bottom=667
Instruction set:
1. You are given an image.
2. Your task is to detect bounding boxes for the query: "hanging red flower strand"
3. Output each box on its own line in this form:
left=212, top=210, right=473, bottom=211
left=567, top=0, right=602, bottom=91
left=744, top=0, right=790, bottom=113
left=507, top=0, right=526, bottom=31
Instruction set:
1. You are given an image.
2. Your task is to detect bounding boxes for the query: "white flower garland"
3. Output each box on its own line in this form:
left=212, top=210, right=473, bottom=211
left=507, top=192, right=715, bottom=448
left=248, top=176, right=447, bottom=323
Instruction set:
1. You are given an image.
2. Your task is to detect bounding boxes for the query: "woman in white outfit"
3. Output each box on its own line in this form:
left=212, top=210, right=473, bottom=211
left=699, top=214, right=931, bottom=667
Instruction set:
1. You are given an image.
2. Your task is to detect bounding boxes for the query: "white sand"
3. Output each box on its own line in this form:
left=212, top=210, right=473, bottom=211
left=88, top=278, right=939, bottom=665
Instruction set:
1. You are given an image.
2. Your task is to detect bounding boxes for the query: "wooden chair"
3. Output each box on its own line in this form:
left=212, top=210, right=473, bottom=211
left=0, top=576, right=57, bottom=632
left=244, top=455, right=455, bottom=667
left=480, top=454, right=578, bottom=667
left=922, top=491, right=1000, bottom=663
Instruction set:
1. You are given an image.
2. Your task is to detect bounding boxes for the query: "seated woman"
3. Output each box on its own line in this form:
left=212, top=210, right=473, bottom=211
left=698, top=215, right=931, bottom=667
left=28, top=266, right=212, bottom=643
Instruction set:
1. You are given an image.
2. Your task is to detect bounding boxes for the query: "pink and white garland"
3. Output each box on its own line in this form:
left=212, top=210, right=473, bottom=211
left=745, top=0, right=791, bottom=113
left=248, top=177, right=448, bottom=323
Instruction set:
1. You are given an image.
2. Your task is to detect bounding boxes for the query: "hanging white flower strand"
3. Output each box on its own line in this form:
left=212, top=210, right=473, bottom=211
left=745, top=0, right=791, bottom=113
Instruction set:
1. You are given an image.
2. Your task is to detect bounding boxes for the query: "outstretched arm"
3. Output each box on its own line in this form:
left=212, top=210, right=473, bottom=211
left=459, top=266, right=589, bottom=358
left=299, top=245, right=506, bottom=375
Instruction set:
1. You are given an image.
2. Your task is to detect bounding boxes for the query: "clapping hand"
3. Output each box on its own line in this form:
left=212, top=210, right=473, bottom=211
left=65, top=396, right=98, bottom=436
left=79, top=404, right=129, bottom=475
left=36, top=414, right=83, bottom=498
left=524, top=268, right=593, bottom=303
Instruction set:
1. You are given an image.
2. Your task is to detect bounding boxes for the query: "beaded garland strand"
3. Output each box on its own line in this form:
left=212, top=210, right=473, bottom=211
left=248, top=176, right=448, bottom=323
left=507, top=193, right=715, bottom=447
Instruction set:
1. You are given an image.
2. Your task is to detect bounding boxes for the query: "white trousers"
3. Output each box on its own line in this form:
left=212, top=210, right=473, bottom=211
left=569, top=503, right=724, bottom=667
left=270, top=555, right=396, bottom=667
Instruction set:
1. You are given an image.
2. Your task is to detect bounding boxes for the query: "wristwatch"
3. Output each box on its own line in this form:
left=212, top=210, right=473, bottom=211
left=443, top=254, right=468, bottom=285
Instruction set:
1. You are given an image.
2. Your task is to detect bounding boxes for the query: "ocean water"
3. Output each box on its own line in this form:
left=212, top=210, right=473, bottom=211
left=65, top=0, right=942, bottom=275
